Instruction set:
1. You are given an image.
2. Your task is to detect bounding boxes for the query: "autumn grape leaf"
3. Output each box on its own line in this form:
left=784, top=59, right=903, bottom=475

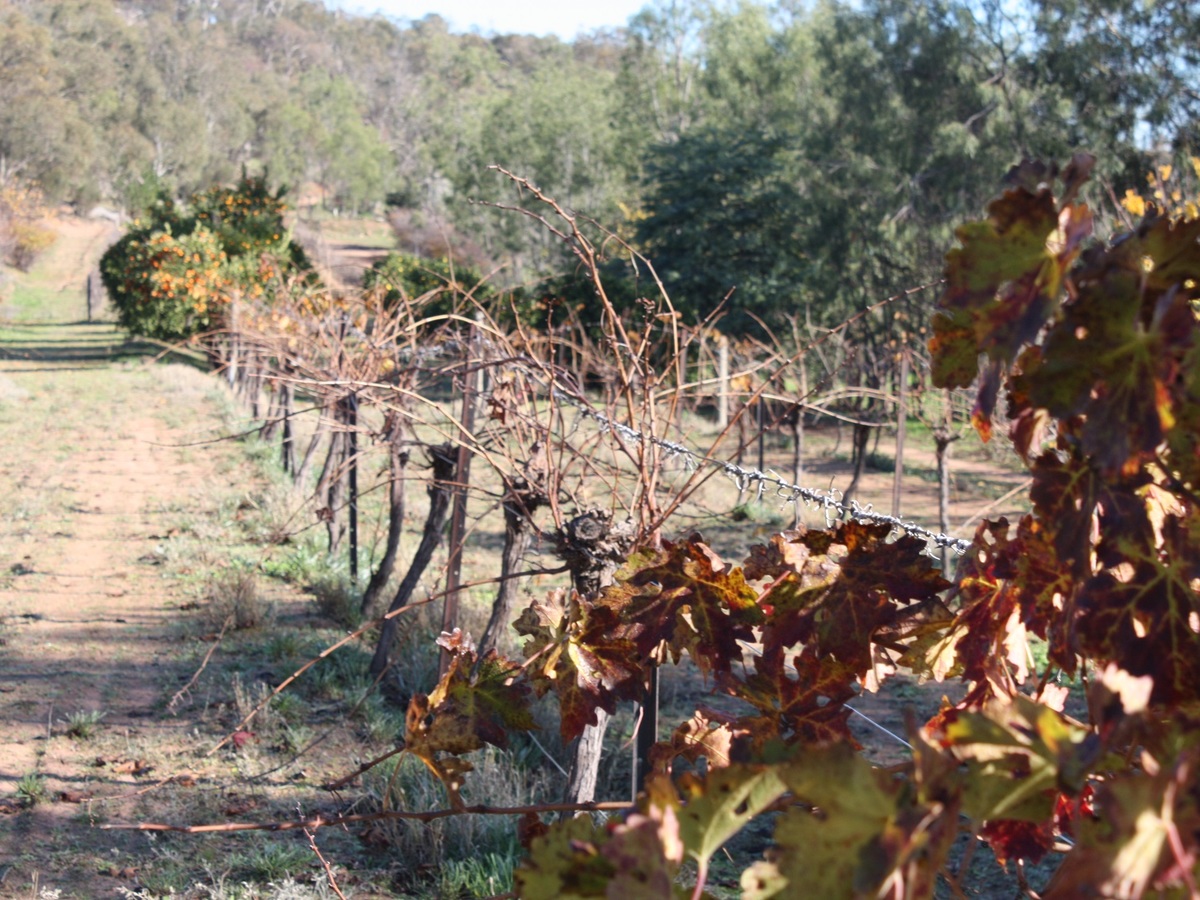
left=515, top=785, right=691, bottom=900
left=741, top=743, right=957, bottom=900
left=648, top=709, right=740, bottom=776
left=936, top=694, right=1096, bottom=824
left=755, top=522, right=949, bottom=677
left=931, top=163, right=1094, bottom=437
left=402, top=638, right=536, bottom=801
left=1076, top=512, right=1200, bottom=706
left=930, top=517, right=1078, bottom=689
left=1026, top=245, right=1198, bottom=477
left=721, top=649, right=859, bottom=748
left=980, top=819, right=1055, bottom=866
left=600, top=535, right=762, bottom=675
left=514, top=588, right=644, bottom=742
left=1043, top=756, right=1200, bottom=900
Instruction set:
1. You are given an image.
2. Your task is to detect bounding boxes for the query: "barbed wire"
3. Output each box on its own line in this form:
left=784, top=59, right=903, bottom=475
left=551, top=389, right=973, bottom=555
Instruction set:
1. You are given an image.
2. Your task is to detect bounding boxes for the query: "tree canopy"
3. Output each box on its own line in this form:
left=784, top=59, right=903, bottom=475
left=1, top=0, right=1195, bottom=332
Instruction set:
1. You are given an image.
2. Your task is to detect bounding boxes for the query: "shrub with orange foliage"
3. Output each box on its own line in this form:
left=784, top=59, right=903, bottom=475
left=0, top=179, right=56, bottom=272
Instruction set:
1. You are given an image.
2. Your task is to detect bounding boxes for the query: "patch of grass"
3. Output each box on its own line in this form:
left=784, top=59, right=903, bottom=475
left=62, top=709, right=106, bottom=740
left=357, top=694, right=405, bottom=744
left=309, top=572, right=361, bottom=629
left=367, top=749, right=542, bottom=895
left=15, top=771, right=48, bottom=807
left=204, top=567, right=274, bottom=631
left=231, top=839, right=312, bottom=882
left=439, top=850, right=519, bottom=898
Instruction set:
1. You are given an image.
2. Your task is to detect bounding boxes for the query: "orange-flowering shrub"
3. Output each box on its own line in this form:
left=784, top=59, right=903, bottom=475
left=100, top=226, right=229, bottom=341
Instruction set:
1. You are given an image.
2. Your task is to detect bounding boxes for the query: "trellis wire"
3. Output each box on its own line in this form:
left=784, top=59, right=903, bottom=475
left=551, top=389, right=972, bottom=556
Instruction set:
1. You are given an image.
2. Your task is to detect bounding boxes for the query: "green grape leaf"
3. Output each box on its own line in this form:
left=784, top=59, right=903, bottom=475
left=676, top=763, right=788, bottom=872
left=514, top=815, right=615, bottom=900
left=515, top=786, right=690, bottom=900
left=600, top=535, right=763, bottom=675
left=742, top=744, right=957, bottom=900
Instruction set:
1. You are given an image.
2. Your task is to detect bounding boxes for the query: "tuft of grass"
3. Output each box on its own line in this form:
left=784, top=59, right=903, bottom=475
left=440, top=851, right=519, bottom=898
left=62, top=709, right=106, bottom=740
left=16, top=771, right=48, bottom=807
left=366, top=747, right=550, bottom=894
left=309, top=573, right=361, bottom=629
left=203, top=567, right=274, bottom=631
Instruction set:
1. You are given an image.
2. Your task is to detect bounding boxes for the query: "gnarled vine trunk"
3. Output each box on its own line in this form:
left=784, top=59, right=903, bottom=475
left=557, top=510, right=635, bottom=806
left=368, top=445, right=456, bottom=679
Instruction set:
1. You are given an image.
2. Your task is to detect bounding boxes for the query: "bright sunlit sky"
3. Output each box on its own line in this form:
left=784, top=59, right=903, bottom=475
left=322, top=0, right=648, bottom=39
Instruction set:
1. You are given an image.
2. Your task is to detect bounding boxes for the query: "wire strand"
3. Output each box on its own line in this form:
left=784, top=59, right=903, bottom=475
left=551, top=389, right=972, bottom=555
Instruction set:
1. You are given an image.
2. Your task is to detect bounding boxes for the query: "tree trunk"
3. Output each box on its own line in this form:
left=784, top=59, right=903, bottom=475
left=360, top=415, right=410, bottom=619
left=791, top=363, right=807, bottom=527
left=935, top=430, right=958, bottom=574
left=369, top=446, right=457, bottom=679
left=891, top=352, right=909, bottom=518
left=315, top=428, right=346, bottom=555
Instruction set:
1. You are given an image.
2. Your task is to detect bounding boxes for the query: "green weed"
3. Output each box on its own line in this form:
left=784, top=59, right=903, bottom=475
left=16, top=772, right=48, bottom=807
left=62, top=709, right=106, bottom=740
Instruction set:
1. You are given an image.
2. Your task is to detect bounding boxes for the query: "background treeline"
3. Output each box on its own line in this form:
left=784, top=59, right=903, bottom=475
left=2, top=0, right=1197, bottom=331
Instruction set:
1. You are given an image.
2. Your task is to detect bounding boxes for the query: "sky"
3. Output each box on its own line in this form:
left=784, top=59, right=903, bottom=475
left=322, top=0, right=649, bottom=39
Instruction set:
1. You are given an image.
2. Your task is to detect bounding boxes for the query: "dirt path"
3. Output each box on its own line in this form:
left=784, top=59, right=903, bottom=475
left=0, top=224, right=252, bottom=896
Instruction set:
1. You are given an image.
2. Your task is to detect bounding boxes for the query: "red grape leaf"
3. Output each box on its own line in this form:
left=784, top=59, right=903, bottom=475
left=757, top=522, right=949, bottom=676
left=600, top=535, right=763, bottom=675
left=980, top=818, right=1055, bottom=866
left=721, top=649, right=859, bottom=748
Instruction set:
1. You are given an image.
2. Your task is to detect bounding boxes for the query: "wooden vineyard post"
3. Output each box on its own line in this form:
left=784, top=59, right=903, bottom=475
left=440, top=337, right=482, bottom=677
left=717, top=334, right=730, bottom=430
left=891, top=350, right=909, bottom=518
left=757, top=394, right=766, bottom=477
left=792, top=360, right=807, bottom=527
left=632, top=663, right=659, bottom=799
